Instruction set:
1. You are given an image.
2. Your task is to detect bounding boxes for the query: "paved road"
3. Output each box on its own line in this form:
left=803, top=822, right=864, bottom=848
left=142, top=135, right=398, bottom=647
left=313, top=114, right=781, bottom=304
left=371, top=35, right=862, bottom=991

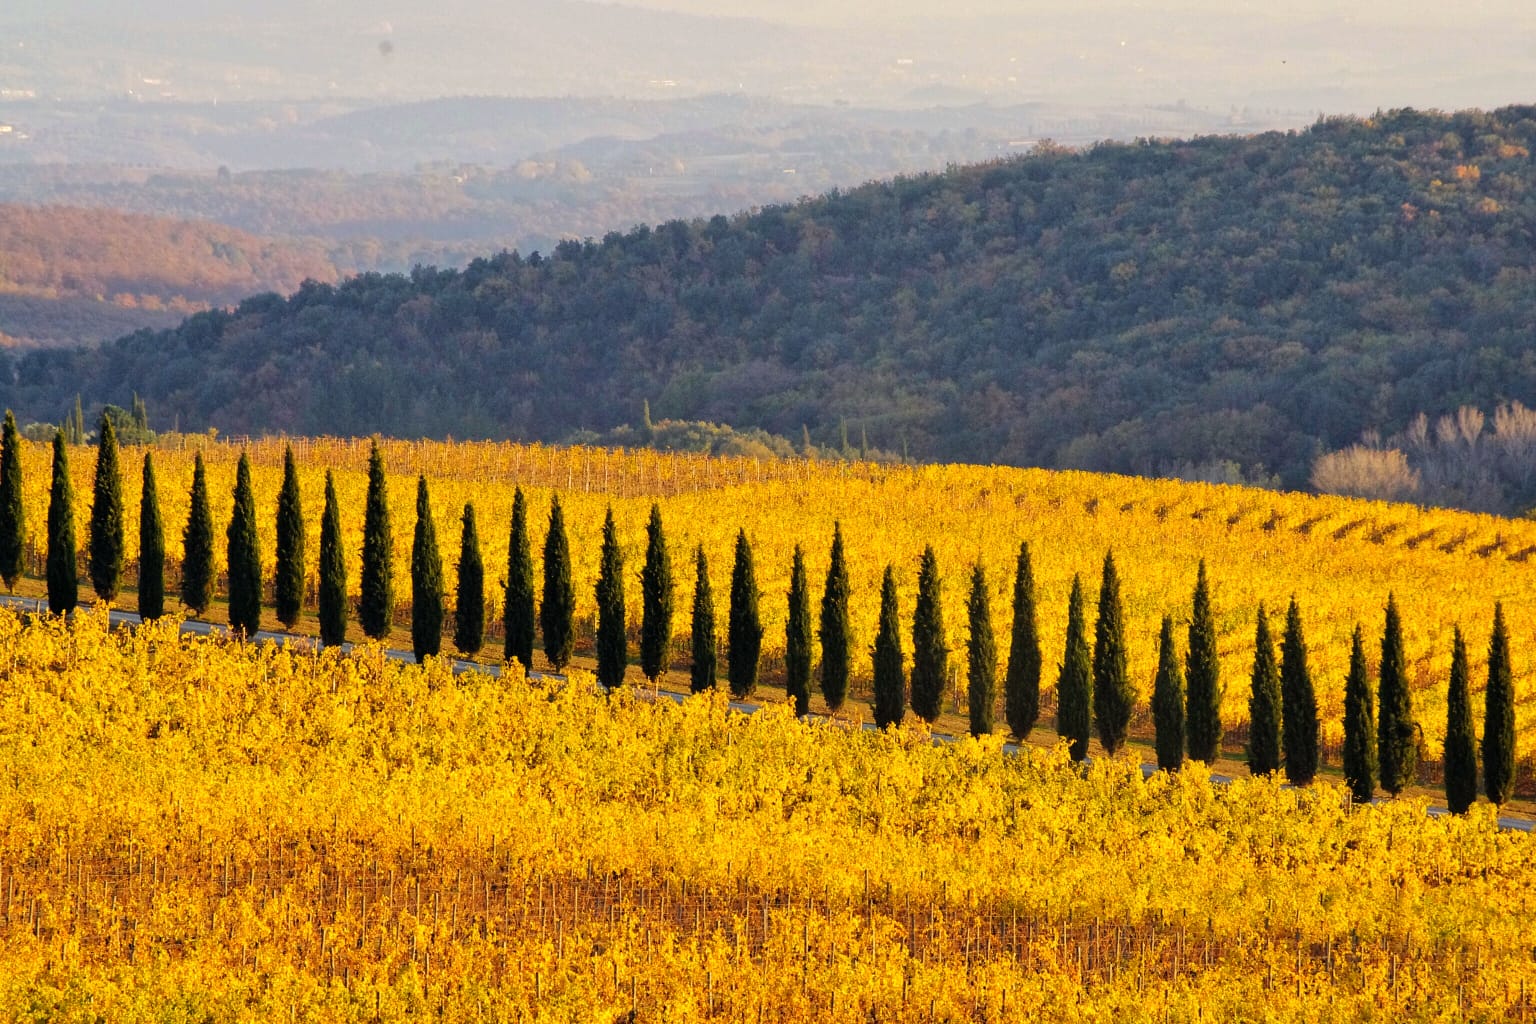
left=2, top=594, right=1529, bottom=833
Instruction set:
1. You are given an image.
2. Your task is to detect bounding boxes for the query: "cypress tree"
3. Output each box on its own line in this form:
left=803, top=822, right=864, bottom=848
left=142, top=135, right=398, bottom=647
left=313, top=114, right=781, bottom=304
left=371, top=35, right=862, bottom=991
left=1091, top=550, right=1133, bottom=754
left=690, top=545, right=716, bottom=693
left=871, top=564, right=905, bottom=728
left=1057, top=574, right=1092, bottom=760
left=358, top=441, right=394, bottom=640
left=726, top=529, right=762, bottom=698
left=1483, top=603, right=1516, bottom=806
left=1004, top=541, right=1041, bottom=740
left=0, top=410, right=26, bottom=592
left=910, top=545, right=947, bottom=723
left=180, top=451, right=214, bottom=617
left=46, top=431, right=77, bottom=615
left=540, top=496, right=575, bottom=671
left=503, top=487, right=536, bottom=670
left=1247, top=604, right=1282, bottom=776
left=1377, top=594, right=1418, bottom=795
left=785, top=544, right=813, bottom=716
left=639, top=502, right=674, bottom=684
left=1185, top=560, right=1223, bottom=763
left=317, top=471, right=347, bottom=646
left=410, top=475, right=444, bottom=662
left=453, top=502, right=485, bottom=656
left=226, top=452, right=262, bottom=638
left=88, top=413, right=125, bottom=604
left=1151, top=615, right=1185, bottom=772
left=595, top=506, right=627, bottom=688
left=966, top=562, right=997, bottom=738
left=1444, top=626, right=1477, bottom=815
left=819, top=522, right=852, bottom=710
left=274, top=444, right=305, bottom=629
left=1341, top=624, right=1378, bottom=805
left=137, top=453, right=164, bottom=620
left=1279, top=597, right=1320, bottom=785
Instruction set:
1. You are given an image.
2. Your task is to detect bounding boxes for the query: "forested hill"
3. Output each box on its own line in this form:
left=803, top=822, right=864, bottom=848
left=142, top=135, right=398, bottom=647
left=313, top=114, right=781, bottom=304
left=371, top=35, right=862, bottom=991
left=10, top=105, right=1536, bottom=486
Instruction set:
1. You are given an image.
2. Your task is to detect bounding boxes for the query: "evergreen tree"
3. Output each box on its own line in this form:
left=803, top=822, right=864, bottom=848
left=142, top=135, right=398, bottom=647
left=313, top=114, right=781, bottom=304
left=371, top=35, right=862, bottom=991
left=1444, top=627, right=1477, bottom=815
left=1341, top=625, right=1378, bottom=805
left=137, top=453, right=164, bottom=620
left=317, top=471, right=347, bottom=646
left=1185, top=560, right=1223, bottom=763
left=785, top=544, right=813, bottom=716
left=225, top=453, right=262, bottom=638
left=87, top=413, right=124, bottom=603
left=453, top=502, right=485, bottom=656
left=871, top=564, right=905, bottom=728
left=1247, top=604, right=1282, bottom=776
left=503, top=487, right=536, bottom=670
left=1004, top=541, right=1042, bottom=740
left=540, top=496, right=575, bottom=670
left=0, top=410, right=26, bottom=592
left=595, top=507, right=627, bottom=688
left=1091, top=550, right=1133, bottom=754
left=410, top=475, right=444, bottom=662
left=1151, top=615, right=1185, bottom=772
left=639, top=503, right=674, bottom=684
left=1279, top=597, right=1320, bottom=785
left=819, top=523, right=852, bottom=710
left=358, top=441, right=394, bottom=640
left=727, top=529, right=762, bottom=698
left=273, top=444, right=305, bottom=629
left=180, top=451, right=214, bottom=616
left=1057, top=574, right=1092, bottom=761
left=1483, top=603, right=1516, bottom=806
left=1377, top=594, right=1418, bottom=795
left=966, top=562, right=997, bottom=738
left=46, top=431, right=77, bottom=615
left=690, top=545, right=716, bottom=693
left=910, top=545, right=948, bottom=723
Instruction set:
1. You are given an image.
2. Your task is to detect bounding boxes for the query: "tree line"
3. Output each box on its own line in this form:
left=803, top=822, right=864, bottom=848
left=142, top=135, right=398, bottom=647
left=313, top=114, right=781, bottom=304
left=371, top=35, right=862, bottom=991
left=0, top=413, right=1518, bottom=812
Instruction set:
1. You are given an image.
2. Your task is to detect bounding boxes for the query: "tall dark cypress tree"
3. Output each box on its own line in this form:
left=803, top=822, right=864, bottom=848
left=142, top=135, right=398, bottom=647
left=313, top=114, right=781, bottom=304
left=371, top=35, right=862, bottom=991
left=966, top=562, right=997, bottom=738
left=1341, top=624, right=1378, bottom=805
left=1279, top=597, right=1319, bottom=785
left=871, top=564, right=905, bottom=729
left=358, top=441, right=394, bottom=640
left=1247, top=604, right=1282, bottom=776
left=503, top=487, right=536, bottom=670
left=273, top=444, right=305, bottom=629
left=1483, top=603, right=1516, bottom=806
left=1185, top=560, right=1223, bottom=763
left=226, top=452, right=262, bottom=639
left=46, top=431, right=77, bottom=615
left=1444, top=626, right=1477, bottom=815
left=88, top=413, right=125, bottom=604
left=1091, top=550, right=1133, bottom=754
left=540, top=496, right=575, bottom=671
left=690, top=545, right=716, bottom=693
left=410, top=475, right=444, bottom=662
left=1377, top=594, right=1417, bottom=795
left=1151, top=615, right=1185, bottom=772
left=1004, top=541, right=1041, bottom=740
left=180, top=451, right=214, bottom=617
left=595, top=507, right=627, bottom=688
left=727, top=529, right=762, bottom=698
left=910, top=545, right=947, bottom=723
left=137, top=452, right=164, bottom=620
left=639, top=503, right=674, bottom=685
left=453, top=502, right=485, bottom=656
left=317, top=471, right=347, bottom=646
left=0, top=410, right=26, bottom=592
left=1057, top=574, right=1092, bottom=760
left=785, top=544, right=813, bottom=716
left=819, top=522, right=852, bottom=710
